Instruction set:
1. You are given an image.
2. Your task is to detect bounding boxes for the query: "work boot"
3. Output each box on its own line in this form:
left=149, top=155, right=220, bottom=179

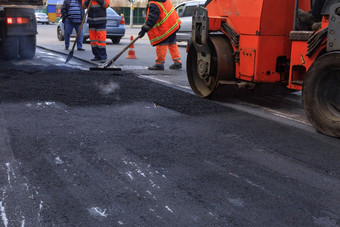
left=91, top=57, right=101, bottom=61
left=169, top=62, right=182, bottom=70
left=312, top=22, right=322, bottom=31
left=148, top=64, right=164, bottom=70
left=298, top=9, right=321, bottom=26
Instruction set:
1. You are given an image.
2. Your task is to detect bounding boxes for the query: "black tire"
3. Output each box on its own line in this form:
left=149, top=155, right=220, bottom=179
left=187, top=35, right=235, bottom=98
left=83, top=36, right=89, bottom=43
left=303, top=52, right=340, bottom=138
left=19, top=35, right=36, bottom=59
left=0, top=35, right=19, bottom=60
left=111, top=37, right=121, bottom=44
left=57, top=26, right=64, bottom=41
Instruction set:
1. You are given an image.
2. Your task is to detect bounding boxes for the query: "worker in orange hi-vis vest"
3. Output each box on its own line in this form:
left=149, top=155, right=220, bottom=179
left=138, top=0, right=182, bottom=70
left=82, top=0, right=110, bottom=63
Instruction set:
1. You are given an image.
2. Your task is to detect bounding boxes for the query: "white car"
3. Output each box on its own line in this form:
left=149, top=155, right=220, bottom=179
left=175, top=0, right=206, bottom=42
left=35, top=13, right=49, bottom=24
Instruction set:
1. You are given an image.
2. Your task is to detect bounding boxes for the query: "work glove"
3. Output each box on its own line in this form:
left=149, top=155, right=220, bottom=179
left=138, top=25, right=149, bottom=38
left=83, top=0, right=90, bottom=7
left=138, top=29, right=146, bottom=38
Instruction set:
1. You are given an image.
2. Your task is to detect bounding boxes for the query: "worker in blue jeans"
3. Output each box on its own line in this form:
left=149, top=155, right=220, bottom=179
left=61, top=0, right=85, bottom=51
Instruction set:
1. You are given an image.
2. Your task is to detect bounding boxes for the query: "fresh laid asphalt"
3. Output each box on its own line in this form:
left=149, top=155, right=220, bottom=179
left=0, top=57, right=339, bottom=226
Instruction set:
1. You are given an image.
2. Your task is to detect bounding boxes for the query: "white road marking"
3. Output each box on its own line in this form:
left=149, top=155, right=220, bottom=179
left=136, top=169, right=146, bottom=177
left=55, top=157, right=64, bottom=165
left=228, top=172, right=240, bottom=178
left=165, top=206, right=173, bottom=213
left=0, top=201, right=8, bottom=227
left=21, top=219, right=25, bottom=227
left=39, top=201, right=43, bottom=210
left=88, top=207, right=108, bottom=217
left=227, top=198, right=244, bottom=207
left=126, top=171, right=134, bottom=180
left=5, top=163, right=11, bottom=188
left=245, top=179, right=265, bottom=190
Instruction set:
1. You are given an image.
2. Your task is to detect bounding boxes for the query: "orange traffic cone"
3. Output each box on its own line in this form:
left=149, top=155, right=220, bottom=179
left=126, top=35, right=137, bottom=59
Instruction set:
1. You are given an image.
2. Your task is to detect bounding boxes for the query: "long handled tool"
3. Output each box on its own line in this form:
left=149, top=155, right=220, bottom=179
left=65, top=0, right=93, bottom=63
left=90, top=35, right=140, bottom=71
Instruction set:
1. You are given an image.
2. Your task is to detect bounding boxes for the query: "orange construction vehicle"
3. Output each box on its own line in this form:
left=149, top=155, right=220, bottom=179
left=187, top=0, right=340, bottom=138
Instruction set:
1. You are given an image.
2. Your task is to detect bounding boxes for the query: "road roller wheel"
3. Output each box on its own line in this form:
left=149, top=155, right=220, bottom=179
left=303, top=52, right=340, bottom=138
left=187, top=35, right=235, bottom=98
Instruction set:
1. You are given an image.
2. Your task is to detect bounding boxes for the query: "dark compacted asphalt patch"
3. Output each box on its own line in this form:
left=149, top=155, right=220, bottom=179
left=0, top=61, right=339, bottom=226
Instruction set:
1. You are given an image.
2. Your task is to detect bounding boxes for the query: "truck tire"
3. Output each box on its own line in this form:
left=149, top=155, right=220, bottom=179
left=303, top=52, right=340, bottom=138
left=57, top=26, right=64, bottom=41
left=19, top=35, right=36, bottom=59
left=0, top=35, right=19, bottom=60
left=111, top=37, right=121, bottom=44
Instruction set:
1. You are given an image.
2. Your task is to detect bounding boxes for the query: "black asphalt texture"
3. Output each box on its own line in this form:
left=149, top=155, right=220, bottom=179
left=0, top=61, right=340, bottom=226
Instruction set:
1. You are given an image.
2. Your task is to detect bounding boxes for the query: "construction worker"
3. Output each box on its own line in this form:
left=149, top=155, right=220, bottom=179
left=61, top=0, right=85, bottom=51
left=82, top=0, right=110, bottom=62
left=138, top=0, right=182, bottom=70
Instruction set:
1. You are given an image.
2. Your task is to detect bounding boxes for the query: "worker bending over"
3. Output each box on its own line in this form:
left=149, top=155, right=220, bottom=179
left=138, top=0, right=182, bottom=70
left=82, top=0, right=110, bottom=62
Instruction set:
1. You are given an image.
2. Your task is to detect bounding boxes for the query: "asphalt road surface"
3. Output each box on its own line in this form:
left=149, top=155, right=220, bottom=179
left=0, top=28, right=340, bottom=226
left=36, top=24, right=309, bottom=126
left=1, top=58, right=340, bottom=226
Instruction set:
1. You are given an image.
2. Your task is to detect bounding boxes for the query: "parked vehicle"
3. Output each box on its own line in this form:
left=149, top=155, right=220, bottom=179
left=35, top=13, right=49, bottom=24
left=0, top=0, right=43, bottom=59
left=175, top=0, right=205, bottom=42
left=57, top=7, right=125, bottom=44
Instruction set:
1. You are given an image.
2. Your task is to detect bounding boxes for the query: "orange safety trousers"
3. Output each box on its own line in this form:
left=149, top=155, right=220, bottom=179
left=89, top=29, right=106, bottom=48
left=89, top=26, right=107, bottom=59
left=155, top=44, right=181, bottom=65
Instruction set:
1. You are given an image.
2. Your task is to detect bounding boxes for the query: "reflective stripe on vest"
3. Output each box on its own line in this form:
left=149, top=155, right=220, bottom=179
left=147, top=0, right=181, bottom=46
